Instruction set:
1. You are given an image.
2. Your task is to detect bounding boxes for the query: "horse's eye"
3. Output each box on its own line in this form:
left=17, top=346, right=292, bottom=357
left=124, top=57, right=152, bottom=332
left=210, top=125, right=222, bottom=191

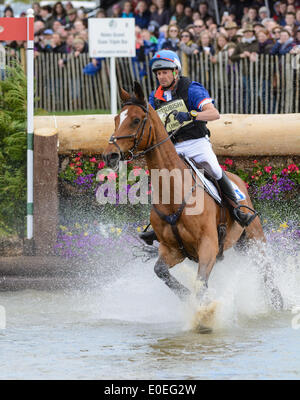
left=133, top=118, right=140, bottom=125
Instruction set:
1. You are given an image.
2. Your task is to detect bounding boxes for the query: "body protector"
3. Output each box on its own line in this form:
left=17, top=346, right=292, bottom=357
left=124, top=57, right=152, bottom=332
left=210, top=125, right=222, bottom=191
left=153, top=76, right=211, bottom=143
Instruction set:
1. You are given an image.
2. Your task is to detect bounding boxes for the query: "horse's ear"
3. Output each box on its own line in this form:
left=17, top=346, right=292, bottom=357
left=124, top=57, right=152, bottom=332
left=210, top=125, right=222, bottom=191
left=119, top=86, right=131, bottom=102
left=133, top=81, right=146, bottom=105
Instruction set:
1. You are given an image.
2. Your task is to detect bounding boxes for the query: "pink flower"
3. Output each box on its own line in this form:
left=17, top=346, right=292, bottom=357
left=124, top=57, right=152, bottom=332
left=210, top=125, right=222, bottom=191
left=69, top=163, right=75, bottom=168
left=76, top=168, right=83, bottom=175
left=90, top=157, right=97, bottom=163
left=76, top=162, right=82, bottom=166
left=225, top=158, right=233, bottom=166
left=145, top=170, right=149, bottom=175
left=281, top=168, right=288, bottom=176
left=97, top=161, right=105, bottom=169
left=77, top=152, right=83, bottom=157
left=251, top=175, right=255, bottom=179
left=253, top=160, right=258, bottom=164
left=264, top=166, right=272, bottom=173
left=288, top=164, right=299, bottom=172
left=74, top=157, right=81, bottom=161
left=272, top=174, right=277, bottom=182
left=220, top=164, right=227, bottom=171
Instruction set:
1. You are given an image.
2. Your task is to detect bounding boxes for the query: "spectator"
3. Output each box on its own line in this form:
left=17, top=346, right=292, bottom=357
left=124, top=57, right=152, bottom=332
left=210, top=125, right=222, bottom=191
left=39, top=29, right=54, bottom=52
left=150, top=0, right=171, bottom=27
left=183, top=6, right=193, bottom=26
left=193, top=19, right=206, bottom=42
left=65, top=33, right=75, bottom=53
left=242, top=7, right=259, bottom=25
left=284, top=12, right=298, bottom=34
left=198, top=30, right=215, bottom=56
left=50, top=32, right=67, bottom=53
left=211, top=33, right=236, bottom=62
left=53, top=2, right=67, bottom=25
left=258, top=6, right=269, bottom=22
left=220, top=0, right=237, bottom=19
left=253, top=21, right=265, bottom=34
left=224, top=21, right=239, bottom=43
left=141, top=28, right=158, bottom=55
left=65, top=9, right=78, bottom=31
left=3, top=6, right=14, bottom=17
left=230, top=24, right=259, bottom=62
left=122, top=1, right=134, bottom=18
left=296, top=9, right=300, bottom=26
left=65, top=2, right=74, bottom=13
left=179, top=29, right=199, bottom=55
left=111, top=3, right=122, bottom=18
left=278, top=1, right=288, bottom=25
left=160, top=24, right=180, bottom=52
left=40, top=6, right=55, bottom=30
left=271, top=29, right=295, bottom=54
left=208, top=23, right=218, bottom=40
left=294, top=27, right=300, bottom=45
left=257, top=29, right=274, bottom=53
left=53, top=21, right=63, bottom=33
left=197, top=2, right=211, bottom=24
left=32, top=2, right=43, bottom=22
left=135, top=1, right=151, bottom=29
left=171, top=1, right=191, bottom=29
left=271, top=25, right=282, bottom=40
left=96, top=9, right=106, bottom=18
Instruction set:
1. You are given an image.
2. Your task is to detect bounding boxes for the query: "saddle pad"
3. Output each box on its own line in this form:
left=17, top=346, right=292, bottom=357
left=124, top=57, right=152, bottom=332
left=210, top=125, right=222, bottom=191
left=184, top=156, right=246, bottom=204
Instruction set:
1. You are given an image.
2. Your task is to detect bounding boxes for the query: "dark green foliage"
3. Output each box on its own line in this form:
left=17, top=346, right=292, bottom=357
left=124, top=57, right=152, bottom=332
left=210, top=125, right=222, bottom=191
left=0, top=64, right=27, bottom=238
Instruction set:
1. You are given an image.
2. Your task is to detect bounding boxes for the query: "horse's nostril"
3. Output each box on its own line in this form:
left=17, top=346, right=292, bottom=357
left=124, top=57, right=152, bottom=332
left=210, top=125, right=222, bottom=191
left=110, top=153, right=120, bottom=161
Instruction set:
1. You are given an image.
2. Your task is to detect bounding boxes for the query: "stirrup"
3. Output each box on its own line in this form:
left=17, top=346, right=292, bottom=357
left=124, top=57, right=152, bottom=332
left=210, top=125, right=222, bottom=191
left=233, top=204, right=258, bottom=227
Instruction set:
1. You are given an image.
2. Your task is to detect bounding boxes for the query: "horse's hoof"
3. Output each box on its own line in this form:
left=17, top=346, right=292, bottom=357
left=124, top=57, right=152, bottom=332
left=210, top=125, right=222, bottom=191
left=195, top=324, right=213, bottom=334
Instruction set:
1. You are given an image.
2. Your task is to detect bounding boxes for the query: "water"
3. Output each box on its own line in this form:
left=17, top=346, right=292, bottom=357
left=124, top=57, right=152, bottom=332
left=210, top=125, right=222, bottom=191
left=0, top=248, right=300, bottom=380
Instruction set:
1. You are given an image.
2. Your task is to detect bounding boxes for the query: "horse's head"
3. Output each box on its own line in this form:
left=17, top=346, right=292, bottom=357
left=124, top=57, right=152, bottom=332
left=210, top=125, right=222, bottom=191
left=103, top=81, right=152, bottom=169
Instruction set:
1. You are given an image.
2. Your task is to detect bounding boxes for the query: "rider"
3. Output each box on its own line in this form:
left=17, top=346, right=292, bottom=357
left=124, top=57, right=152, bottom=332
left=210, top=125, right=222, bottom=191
left=140, top=49, right=257, bottom=245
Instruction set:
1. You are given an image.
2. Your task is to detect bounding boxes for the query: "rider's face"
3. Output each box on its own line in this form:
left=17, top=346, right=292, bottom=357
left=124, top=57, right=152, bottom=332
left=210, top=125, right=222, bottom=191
left=156, top=69, right=177, bottom=88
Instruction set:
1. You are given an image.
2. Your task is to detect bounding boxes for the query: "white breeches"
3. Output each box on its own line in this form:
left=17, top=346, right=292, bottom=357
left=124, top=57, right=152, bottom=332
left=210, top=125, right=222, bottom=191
left=175, top=137, right=223, bottom=180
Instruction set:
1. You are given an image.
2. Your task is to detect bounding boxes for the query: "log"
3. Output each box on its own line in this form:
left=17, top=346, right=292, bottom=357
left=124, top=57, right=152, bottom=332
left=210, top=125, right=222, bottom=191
left=33, top=113, right=300, bottom=156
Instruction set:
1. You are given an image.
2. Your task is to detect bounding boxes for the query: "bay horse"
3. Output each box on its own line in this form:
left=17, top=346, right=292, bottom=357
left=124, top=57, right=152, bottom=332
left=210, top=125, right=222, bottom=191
left=103, top=82, right=283, bottom=330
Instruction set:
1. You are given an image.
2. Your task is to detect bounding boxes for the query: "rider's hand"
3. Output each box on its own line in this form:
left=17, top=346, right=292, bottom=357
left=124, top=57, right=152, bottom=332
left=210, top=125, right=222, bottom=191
left=174, top=111, right=192, bottom=124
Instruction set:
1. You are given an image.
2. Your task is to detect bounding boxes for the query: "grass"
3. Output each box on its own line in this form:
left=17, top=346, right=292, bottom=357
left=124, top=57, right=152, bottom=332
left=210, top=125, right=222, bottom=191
left=35, top=109, right=110, bottom=116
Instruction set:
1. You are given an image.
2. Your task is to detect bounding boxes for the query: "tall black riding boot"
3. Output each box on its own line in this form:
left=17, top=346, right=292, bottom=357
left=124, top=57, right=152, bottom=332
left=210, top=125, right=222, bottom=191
left=217, top=171, right=257, bottom=227
left=139, top=230, right=158, bottom=245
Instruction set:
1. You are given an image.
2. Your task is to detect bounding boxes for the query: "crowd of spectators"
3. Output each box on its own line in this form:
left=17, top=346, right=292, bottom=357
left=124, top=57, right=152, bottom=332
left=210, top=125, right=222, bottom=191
left=1, top=0, right=300, bottom=71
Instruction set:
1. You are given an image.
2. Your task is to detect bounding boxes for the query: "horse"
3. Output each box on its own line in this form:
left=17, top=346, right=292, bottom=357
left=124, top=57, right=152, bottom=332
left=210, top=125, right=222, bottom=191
left=103, top=82, right=283, bottom=331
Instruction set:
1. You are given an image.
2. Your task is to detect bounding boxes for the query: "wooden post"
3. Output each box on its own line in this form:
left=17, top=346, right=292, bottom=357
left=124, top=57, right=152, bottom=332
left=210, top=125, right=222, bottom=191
left=33, top=130, right=59, bottom=255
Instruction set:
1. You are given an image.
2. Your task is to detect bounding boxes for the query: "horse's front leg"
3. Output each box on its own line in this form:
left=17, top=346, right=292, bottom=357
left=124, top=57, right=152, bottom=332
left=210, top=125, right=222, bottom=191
left=154, top=245, right=190, bottom=301
left=196, top=234, right=219, bottom=302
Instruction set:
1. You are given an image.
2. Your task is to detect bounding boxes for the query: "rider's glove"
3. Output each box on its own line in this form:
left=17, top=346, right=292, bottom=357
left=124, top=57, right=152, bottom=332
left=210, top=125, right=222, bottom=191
left=174, top=111, right=192, bottom=124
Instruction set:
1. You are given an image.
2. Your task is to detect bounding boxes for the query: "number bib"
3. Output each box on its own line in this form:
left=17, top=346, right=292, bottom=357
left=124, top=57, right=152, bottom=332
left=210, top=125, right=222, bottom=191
left=156, top=99, right=193, bottom=133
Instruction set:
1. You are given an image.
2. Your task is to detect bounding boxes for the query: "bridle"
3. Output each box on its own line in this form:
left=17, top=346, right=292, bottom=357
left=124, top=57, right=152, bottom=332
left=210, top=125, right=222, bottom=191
left=108, top=100, right=180, bottom=161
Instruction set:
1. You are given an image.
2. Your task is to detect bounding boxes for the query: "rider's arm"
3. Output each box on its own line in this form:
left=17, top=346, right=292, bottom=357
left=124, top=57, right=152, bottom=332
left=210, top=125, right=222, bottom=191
left=195, top=103, right=220, bottom=121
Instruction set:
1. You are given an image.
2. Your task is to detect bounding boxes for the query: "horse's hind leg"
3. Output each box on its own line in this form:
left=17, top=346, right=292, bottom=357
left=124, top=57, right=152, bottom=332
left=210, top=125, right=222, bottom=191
left=244, top=218, right=283, bottom=310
